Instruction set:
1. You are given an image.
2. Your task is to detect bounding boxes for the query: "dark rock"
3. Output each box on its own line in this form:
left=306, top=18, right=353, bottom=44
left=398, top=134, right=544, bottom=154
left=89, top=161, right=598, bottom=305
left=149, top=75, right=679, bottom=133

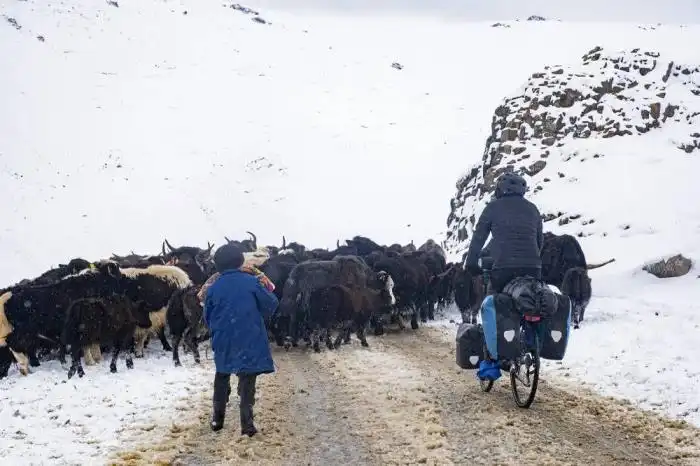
left=650, top=103, right=661, bottom=119
left=4, top=16, right=22, bottom=30
left=643, top=254, right=692, bottom=278
left=526, top=160, right=546, bottom=176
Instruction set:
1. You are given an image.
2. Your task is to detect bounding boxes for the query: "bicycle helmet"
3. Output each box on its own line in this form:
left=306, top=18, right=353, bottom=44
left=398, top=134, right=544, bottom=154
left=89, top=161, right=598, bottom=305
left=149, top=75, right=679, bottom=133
left=495, top=172, right=527, bottom=198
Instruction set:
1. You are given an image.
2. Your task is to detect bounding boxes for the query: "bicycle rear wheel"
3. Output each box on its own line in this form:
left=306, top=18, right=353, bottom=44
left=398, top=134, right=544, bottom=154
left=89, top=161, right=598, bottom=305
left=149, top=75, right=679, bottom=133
left=510, top=326, right=540, bottom=408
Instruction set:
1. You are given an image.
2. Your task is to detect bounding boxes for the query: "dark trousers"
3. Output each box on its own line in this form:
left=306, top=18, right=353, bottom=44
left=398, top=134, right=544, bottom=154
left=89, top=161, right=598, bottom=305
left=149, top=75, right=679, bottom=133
left=489, top=267, right=542, bottom=294
left=213, top=372, right=258, bottom=431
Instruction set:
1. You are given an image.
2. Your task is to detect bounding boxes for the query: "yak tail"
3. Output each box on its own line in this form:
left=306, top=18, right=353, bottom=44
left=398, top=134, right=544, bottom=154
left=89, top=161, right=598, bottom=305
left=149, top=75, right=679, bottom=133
left=166, top=288, right=187, bottom=336
left=62, top=299, right=87, bottom=347
left=587, top=258, right=615, bottom=270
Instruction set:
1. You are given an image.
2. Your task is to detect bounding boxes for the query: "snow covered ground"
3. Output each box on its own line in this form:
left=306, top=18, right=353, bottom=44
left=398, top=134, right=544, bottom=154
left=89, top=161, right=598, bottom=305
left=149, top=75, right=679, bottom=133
left=0, top=344, right=212, bottom=464
left=431, top=270, right=700, bottom=428
left=2, top=0, right=700, bottom=463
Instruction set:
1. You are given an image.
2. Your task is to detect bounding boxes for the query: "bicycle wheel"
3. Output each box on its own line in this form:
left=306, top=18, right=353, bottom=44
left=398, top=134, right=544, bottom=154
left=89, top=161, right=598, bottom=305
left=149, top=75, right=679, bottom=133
left=510, top=325, right=540, bottom=408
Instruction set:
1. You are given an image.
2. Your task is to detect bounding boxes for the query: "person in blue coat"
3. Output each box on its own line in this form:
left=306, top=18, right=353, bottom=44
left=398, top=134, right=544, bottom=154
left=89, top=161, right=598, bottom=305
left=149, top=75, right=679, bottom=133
left=203, top=243, right=279, bottom=436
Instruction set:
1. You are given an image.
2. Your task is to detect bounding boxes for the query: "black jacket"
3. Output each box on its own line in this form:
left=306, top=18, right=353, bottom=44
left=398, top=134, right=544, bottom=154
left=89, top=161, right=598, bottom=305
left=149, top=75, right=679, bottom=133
left=465, top=194, right=543, bottom=270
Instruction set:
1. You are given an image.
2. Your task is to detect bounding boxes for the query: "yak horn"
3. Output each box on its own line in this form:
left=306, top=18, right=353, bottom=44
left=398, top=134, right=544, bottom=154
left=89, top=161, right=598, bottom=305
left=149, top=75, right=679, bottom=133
left=224, top=236, right=232, bottom=243
left=282, top=236, right=287, bottom=249
left=246, top=231, right=257, bottom=248
left=161, top=241, right=167, bottom=256
left=164, top=238, right=176, bottom=252
left=587, top=258, right=616, bottom=270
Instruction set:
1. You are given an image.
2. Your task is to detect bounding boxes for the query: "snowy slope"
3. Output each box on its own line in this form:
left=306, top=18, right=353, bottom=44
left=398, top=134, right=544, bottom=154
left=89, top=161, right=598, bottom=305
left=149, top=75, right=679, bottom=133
left=443, top=43, right=700, bottom=425
left=445, top=46, right=700, bottom=267
left=2, top=1, right=699, bottom=285
left=3, top=0, right=700, bottom=462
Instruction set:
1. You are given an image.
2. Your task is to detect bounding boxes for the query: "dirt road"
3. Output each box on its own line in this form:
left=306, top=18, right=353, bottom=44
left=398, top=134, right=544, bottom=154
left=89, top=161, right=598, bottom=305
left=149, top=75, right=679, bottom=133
left=110, top=327, right=700, bottom=465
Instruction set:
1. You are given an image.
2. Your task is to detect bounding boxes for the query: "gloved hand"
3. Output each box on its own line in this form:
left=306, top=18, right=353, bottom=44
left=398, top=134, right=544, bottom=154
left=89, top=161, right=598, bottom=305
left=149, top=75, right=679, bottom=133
left=466, top=264, right=482, bottom=276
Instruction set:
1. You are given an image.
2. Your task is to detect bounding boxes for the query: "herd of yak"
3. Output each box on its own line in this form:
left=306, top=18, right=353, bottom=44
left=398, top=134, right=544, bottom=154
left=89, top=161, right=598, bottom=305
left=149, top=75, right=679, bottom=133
left=0, top=230, right=613, bottom=380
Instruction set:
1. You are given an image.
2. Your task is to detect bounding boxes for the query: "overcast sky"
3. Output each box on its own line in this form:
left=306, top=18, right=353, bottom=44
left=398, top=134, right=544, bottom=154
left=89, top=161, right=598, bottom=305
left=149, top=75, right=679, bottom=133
left=249, top=0, right=700, bottom=23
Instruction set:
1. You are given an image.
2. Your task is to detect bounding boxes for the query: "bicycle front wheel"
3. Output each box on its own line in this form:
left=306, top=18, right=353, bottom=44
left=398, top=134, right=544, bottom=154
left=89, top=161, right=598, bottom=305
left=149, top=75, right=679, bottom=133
left=510, top=327, right=540, bottom=408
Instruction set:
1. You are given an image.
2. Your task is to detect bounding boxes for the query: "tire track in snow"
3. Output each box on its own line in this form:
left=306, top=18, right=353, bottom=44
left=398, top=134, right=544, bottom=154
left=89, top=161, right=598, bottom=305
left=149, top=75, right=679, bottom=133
left=110, top=348, right=381, bottom=465
left=306, top=343, right=454, bottom=465
left=110, top=329, right=700, bottom=465
left=379, top=326, right=700, bottom=465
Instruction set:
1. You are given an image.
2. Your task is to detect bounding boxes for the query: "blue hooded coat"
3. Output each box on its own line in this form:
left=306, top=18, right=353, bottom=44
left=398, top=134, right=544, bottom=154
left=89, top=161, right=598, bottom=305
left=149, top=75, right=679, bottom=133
left=203, top=269, right=279, bottom=375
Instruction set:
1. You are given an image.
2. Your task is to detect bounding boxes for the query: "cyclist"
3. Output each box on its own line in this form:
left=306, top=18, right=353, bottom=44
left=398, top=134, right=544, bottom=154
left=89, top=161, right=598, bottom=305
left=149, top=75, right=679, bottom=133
left=464, top=172, right=543, bottom=292
left=464, top=172, right=543, bottom=381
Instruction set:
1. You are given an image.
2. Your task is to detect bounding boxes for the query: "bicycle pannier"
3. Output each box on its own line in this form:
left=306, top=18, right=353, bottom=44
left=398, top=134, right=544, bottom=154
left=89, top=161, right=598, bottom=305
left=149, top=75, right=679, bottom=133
left=456, top=322, right=486, bottom=369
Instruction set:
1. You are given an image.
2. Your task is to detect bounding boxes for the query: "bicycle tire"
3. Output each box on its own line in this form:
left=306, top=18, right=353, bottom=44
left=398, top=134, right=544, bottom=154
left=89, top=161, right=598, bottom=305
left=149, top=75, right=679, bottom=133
left=510, top=326, right=540, bottom=408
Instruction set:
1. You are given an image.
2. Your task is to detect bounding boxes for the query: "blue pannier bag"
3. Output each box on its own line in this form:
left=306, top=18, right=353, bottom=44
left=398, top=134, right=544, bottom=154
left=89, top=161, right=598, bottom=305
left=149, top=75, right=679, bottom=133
left=455, top=322, right=486, bottom=369
left=540, top=290, right=572, bottom=360
left=480, top=294, right=521, bottom=361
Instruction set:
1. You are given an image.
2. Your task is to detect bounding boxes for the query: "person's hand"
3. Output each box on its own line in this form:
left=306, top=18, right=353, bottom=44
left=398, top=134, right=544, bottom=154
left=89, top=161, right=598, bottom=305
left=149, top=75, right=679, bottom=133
left=257, top=272, right=275, bottom=292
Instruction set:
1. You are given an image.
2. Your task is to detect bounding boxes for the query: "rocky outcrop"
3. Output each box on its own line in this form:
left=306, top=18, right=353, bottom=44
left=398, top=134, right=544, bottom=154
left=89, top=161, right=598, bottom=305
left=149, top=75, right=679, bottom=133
left=643, top=254, right=692, bottom=278
left=445, top=47, right=700, bottom=254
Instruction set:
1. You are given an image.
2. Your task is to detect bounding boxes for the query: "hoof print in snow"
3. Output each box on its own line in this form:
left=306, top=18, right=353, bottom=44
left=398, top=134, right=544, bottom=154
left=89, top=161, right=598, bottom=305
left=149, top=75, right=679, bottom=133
left=106, top=0, right=119, bottom=7
left=37, top=35, right=45, bottom=42
left=491, top=22, right=511, bottom=28
left=392, top=62, right=403, bottom=70
left=527, top=15, right=547, bottom=21
left=643, top=254, right=692, bottom=278
left=252, top=16, right=268, bottom=25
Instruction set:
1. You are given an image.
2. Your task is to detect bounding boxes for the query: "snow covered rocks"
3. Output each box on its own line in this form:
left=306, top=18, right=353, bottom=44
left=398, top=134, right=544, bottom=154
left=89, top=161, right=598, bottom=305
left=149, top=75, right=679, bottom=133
left=445, top=46, right=700, bottom=254
left=643, top=254, right=693, bottom=278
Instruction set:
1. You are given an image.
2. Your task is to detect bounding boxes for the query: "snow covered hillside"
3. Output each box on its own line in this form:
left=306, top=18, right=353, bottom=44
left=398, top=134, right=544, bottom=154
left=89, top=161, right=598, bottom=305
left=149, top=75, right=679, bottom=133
left=443, top=35, right=700, bottom=425
left=445, top=45, right=700, bottom=267
left=1, top=0, right=698, bottom=286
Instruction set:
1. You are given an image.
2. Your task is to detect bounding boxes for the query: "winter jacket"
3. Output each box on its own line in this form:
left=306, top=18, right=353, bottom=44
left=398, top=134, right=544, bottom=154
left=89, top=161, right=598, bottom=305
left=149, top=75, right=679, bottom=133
left=465, top=193, right=543, bottom=271
left=203, top=269, right=279, bottom=375
left=197, top=266, right=275, bottom=303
